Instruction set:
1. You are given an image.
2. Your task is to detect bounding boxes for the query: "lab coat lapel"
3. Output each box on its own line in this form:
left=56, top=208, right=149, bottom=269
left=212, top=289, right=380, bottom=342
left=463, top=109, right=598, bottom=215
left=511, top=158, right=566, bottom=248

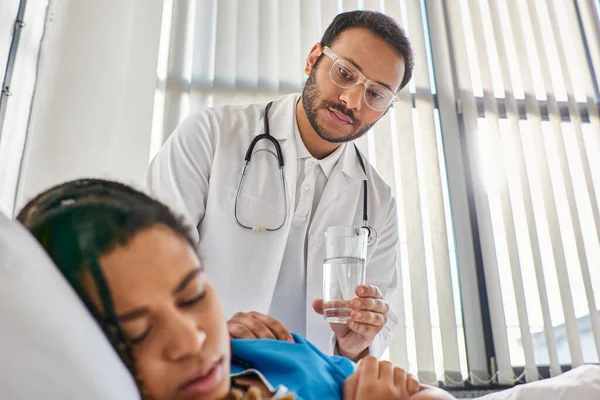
left=312, top=143, right=367, bottom=221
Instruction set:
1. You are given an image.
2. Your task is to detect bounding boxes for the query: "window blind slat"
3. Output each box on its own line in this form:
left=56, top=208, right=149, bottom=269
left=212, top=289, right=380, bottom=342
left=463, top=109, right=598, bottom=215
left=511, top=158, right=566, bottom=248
left=388, top=101, right=413, bottom=372
left=443, top=0, right=496, bottom=384
left=278, top=0, right=302, bottom=91
left=211, top=0, right=238, bottom=107
left=343, top=0, right=359, bottom=12
left=486, top=0, right=539, bottom=381
left=552, top=0, right=593, bottom=100
left=189, top=0, right=217, bottom=112
left=418, top=102, right=463, bottom=383
left=235, top=0, right=259, bottom=91
left=299, top=0, right=321, bottom=75
left=259, top=0, right=280, bottom=92
left=371, top=113, right=395, bottom=193
left=465, top=0, right=514, bottom=384
left=162, top=0, right=194, bottom=140
left=363, top=0, right=381, bottom=12
left=320, top=0, right=339, bottom=38
left=506, top=0, right=563, bottom=376
left=527, top=0, right=587, bottom=367
left=400, top=107, right=436, bottom=384
left=474, top=117, right=515, bottom=385
left=574, top=0, right=600, bottom=97
left=404, top=0, right=431, bottom=93
left=213, top=0, right=237, bottom=88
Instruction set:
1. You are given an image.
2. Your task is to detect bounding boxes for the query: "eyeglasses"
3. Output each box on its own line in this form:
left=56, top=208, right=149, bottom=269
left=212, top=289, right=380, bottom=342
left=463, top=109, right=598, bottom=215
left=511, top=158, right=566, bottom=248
left=322, top=46, right=397, bottom=112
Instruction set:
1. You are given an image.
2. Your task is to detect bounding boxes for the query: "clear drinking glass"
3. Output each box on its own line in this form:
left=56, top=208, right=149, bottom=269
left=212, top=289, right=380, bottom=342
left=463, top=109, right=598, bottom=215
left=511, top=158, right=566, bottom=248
left=322, top=226, right=368, bottom=323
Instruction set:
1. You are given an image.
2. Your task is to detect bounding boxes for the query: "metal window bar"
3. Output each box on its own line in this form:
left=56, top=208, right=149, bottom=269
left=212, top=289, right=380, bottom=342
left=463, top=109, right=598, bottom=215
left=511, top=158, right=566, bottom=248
left=0, top=0, right=27, bottom=144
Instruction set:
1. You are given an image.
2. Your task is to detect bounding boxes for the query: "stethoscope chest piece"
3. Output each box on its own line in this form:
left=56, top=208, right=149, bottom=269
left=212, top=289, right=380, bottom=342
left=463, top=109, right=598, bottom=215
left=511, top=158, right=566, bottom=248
left=360, top=225, right=378, bottom=246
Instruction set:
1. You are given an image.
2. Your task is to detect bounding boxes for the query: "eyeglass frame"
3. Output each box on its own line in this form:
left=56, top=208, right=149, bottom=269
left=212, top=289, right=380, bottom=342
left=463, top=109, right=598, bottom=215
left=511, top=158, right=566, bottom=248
left=321, top=46, right=398, bottom=111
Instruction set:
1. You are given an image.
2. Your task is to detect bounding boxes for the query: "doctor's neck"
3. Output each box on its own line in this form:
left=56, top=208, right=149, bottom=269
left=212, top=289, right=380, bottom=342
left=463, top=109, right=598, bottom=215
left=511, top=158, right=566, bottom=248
left=295, top=98, right=341, bottom=160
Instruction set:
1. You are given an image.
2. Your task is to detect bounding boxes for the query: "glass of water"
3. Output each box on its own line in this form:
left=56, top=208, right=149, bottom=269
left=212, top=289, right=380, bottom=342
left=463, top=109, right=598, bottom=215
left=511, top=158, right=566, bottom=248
left=322, top=226, right=368, bottom=323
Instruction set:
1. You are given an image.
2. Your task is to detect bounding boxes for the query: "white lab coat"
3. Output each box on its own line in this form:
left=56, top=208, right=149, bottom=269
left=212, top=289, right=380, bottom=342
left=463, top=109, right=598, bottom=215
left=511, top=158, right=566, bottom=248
left=145, top=94, right=399, bottom=357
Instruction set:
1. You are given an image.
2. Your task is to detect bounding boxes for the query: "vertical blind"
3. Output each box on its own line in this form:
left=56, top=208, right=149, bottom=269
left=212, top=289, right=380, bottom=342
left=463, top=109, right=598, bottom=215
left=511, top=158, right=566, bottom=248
left=151, top=0, right=600, bottom=388
left=446, top=0, right=600, bottom=385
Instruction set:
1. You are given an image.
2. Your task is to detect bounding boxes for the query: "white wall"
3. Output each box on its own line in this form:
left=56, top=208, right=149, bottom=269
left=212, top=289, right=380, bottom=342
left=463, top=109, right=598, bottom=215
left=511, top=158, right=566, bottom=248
left=15, top=0, right=163, bottom=211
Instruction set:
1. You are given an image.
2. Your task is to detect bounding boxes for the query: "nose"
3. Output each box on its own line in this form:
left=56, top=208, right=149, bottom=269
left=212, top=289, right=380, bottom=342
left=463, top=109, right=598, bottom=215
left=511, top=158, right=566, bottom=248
left=164, top=313, right=207, bottom=361
left=339, top=84, right=363, bottom=111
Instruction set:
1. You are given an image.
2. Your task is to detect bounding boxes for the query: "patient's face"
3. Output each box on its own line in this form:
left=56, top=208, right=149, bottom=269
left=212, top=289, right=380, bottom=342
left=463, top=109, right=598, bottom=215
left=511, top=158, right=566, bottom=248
left=85, top=225, right=230, bottom=400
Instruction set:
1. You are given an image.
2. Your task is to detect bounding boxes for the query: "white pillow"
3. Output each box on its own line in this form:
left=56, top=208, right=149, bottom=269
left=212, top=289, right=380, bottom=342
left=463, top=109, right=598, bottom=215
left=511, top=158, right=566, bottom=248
left=0, top=212, right=140, bottom=400
left=477, top=365, right=600, bottom=399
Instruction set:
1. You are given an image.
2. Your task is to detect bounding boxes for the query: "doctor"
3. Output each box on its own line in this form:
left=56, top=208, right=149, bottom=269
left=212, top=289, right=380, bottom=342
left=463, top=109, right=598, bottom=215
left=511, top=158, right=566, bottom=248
left=145, top=10, right=414, bottom=361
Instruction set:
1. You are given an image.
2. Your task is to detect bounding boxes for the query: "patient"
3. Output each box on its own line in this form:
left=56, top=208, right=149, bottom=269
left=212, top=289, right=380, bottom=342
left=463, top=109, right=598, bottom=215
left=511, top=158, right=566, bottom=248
left=18, top=179, right=454, bottom=400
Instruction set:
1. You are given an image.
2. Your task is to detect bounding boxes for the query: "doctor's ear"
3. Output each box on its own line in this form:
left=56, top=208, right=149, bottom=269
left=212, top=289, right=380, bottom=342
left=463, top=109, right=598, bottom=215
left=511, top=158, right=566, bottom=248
left=304, top=43, right=323, bottom=75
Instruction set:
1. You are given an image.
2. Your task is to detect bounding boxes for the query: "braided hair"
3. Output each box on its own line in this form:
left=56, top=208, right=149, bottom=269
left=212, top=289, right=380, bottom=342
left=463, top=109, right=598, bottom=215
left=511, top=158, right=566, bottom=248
left=18, top=179, right=194, bottom=398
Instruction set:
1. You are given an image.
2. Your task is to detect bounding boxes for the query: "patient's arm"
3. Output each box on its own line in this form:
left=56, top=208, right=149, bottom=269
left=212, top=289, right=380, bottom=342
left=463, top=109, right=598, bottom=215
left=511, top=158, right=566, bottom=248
left=343, top=356, right=457, bottom=400
left=408, top=385, right=456, bottom=400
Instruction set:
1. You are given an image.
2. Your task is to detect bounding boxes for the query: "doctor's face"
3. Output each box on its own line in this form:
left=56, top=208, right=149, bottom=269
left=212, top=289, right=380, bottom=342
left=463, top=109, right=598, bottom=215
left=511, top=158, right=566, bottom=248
left=302, top=28, right=406, bottom=143
left=84, top=225, right=231, bottom=400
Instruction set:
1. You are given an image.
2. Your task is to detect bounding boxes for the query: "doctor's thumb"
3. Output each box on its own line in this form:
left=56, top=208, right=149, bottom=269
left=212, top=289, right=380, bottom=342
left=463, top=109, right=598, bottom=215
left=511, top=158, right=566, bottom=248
left=312, top=299, right=324, bottom=315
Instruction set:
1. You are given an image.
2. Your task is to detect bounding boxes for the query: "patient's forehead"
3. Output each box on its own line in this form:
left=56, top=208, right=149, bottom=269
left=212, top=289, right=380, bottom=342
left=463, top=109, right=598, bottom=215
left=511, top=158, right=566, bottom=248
left=83, top=225, right=200, bottom=312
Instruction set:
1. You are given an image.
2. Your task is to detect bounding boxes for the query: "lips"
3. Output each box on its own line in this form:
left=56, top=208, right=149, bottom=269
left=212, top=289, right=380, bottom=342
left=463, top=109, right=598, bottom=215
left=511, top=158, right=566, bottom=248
left=178, top=357, right=225, bottom=397
left=328, top=108, right=353, bottom=124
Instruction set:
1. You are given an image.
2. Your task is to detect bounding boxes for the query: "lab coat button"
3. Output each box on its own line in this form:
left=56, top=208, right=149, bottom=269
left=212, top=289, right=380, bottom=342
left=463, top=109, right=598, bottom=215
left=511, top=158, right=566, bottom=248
left=303, top=184, right=310, bottom=192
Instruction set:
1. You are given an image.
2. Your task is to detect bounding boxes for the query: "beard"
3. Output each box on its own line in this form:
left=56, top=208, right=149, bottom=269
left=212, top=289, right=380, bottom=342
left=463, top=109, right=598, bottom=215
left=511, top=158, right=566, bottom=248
left=301, top=63, right=377, bottom=143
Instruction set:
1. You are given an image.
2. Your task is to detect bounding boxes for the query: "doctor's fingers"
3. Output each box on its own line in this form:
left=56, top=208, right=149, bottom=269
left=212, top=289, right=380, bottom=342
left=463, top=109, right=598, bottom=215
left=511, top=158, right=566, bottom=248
left=247, top=312, right=294, bottom=342
left=349, top=309, right=387, bottom=329
left=350, top=297, right=389, bottom=315
left=355, top=285, right=383, bottom=299
left=228, top=312, right=277, bottom=340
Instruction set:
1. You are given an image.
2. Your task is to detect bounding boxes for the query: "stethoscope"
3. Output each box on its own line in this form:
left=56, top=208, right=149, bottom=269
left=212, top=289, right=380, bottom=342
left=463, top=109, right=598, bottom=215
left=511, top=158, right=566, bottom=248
left=234, top=101, right=378, bottom=245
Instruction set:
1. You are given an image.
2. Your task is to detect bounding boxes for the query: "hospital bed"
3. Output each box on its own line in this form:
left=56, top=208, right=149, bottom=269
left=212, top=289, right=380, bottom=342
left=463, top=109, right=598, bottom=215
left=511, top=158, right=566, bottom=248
left=1, top=211, right=599, bottom=399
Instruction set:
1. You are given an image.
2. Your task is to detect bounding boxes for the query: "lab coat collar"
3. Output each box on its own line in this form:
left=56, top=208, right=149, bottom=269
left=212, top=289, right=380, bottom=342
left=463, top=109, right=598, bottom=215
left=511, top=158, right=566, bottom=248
left=253, top=93, right=301, bottom=141
left=255, top=93, right=367, bottom=181
left=337, top=143, right=368, bottom=181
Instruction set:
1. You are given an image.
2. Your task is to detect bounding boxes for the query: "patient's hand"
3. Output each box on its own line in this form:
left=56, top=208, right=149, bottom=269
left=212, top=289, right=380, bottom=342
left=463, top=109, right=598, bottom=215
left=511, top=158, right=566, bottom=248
left=227, top=311, right=294, bottom=342
left=342, top=356, right=456, bottom=400
left=342, top=356, right=420, bottom=400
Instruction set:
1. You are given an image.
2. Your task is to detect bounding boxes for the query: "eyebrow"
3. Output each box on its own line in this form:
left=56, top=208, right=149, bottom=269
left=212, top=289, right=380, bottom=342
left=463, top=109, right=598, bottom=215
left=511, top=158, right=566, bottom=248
left=344, top=56, right=394, bottom=92
left=173, top=267, right=203, bottom=294
left=117, top=307, right=148, bottom=322
left=116, top=266, right=203, bottom=322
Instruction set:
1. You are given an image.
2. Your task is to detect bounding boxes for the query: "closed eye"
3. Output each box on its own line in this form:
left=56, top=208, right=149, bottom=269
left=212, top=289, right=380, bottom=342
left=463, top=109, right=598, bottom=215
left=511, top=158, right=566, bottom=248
left=129, top=328, right=151, bottom=345
left=126, top=292, right=205, bottom=345
left=179, top=291, right=206, bottom=308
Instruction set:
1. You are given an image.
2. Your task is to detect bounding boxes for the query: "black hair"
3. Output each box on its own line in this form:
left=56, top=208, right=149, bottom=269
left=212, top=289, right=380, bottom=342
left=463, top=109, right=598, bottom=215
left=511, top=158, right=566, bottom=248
left=320, top=10, right=414, bottom=91
left=18, top=178, right=194, bottom=397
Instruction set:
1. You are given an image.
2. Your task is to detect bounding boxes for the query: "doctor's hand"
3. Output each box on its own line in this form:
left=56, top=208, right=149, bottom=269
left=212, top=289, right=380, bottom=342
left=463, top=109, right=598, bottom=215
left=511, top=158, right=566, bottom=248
left=227, top=311, right=294, bottom=343
left=312, top=285, right=389, bottom=361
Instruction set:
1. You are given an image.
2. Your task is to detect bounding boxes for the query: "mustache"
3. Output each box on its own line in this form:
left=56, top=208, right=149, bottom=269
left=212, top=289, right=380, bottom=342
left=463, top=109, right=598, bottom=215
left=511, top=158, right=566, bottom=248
left=321, top=100, right=359, bottom=126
